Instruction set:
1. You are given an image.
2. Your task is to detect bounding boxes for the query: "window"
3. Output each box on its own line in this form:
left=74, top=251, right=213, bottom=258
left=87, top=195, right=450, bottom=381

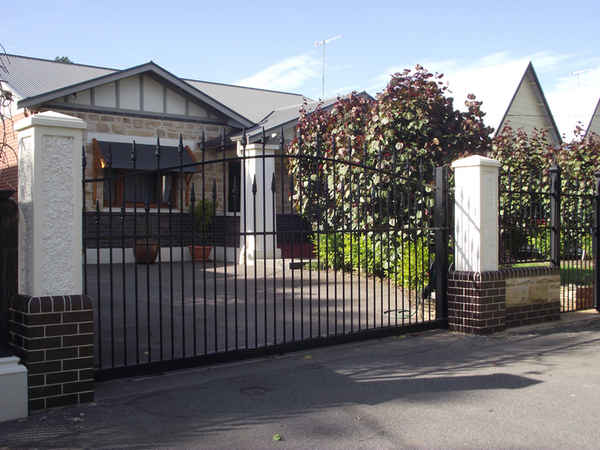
left=104, top=169, right=177, bottom=207
left=228, top=160, right=241, bottom=213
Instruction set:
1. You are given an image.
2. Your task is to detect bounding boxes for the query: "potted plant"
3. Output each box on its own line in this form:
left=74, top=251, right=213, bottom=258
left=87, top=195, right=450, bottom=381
left=134, top=238, right=159, bottom=264
left=189, top=199, right=215, bottom=261
left=134, top=216, right=159, bottom=264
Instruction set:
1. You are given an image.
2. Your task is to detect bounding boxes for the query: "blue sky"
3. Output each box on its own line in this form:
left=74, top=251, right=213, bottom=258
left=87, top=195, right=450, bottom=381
left=3, top=0, right=599, bottom=137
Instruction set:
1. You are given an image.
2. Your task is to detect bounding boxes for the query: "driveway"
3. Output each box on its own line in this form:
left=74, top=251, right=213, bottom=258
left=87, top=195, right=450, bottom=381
left=87, top=261, right=436, bottom=371
left=1, top=312, right=600, bottom=449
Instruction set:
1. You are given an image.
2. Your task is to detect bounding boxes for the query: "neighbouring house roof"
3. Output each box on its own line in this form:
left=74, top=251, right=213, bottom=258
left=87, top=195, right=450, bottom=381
left=1, top=54, right=115, bottom=99
left=241, top=91, right=374, bottom=141
left=495, top=62, right=561, bottom=144
left=1, top=54, right=306, bottom=128
left=585, top=98, right=600, bottom=139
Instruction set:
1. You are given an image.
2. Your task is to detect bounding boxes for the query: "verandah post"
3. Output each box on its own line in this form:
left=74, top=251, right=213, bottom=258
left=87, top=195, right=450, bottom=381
left=549, top=164, right=561, bottom=269
left=434, top=166, right=448, bottom=323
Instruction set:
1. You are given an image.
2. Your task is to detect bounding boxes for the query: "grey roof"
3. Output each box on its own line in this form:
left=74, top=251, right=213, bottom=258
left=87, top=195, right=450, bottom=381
left=13, top=60, right=254, bottom=128
left=184, top=79, right=306, bottom=124
left=243, top=92, right=373, bottom=139
left=1, top=54, right=115, bottom=99
left=2, top=54, right=305, bottom=126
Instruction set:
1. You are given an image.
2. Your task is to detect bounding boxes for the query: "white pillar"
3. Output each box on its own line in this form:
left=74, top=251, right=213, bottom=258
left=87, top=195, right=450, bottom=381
left=237, top=142, right=280, bottom=265
left=451, top=155, right=500, bottom=272
left=15, top=111, right=86, bottom=296
left=0, top=356, right=27, bottom=422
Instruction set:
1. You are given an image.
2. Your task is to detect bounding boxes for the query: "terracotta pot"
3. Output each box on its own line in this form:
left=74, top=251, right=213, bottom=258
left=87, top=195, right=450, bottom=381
left=279, top=242, right=315, bottom=259
left=134, top=241, right=159, bottom=264
left=575, top=286, right=594, bottom=310
left=188, top=245, right=212, bottom=262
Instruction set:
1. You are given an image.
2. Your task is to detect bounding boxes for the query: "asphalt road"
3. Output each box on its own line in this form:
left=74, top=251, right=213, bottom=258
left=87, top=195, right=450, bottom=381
left=2, top=312, right=600, bottom=449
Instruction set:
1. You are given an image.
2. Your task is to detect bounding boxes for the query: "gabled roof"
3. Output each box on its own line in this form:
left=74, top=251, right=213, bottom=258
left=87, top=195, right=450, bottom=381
left=585, top=98, right=600, bottom=139
left=496, top=62, right=561, bottom=144
left=1, top=54, right=305, bottom=127
left=11, top=59, right=253, bottom=128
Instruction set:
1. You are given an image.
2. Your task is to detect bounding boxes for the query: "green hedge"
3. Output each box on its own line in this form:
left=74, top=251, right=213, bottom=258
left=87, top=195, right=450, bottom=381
left=311, top=232, right=431, bottom=288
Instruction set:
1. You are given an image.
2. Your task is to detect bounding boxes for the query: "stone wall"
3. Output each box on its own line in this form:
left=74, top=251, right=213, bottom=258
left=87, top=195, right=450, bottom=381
left=504, top=267, right=560, bottom=328
left=46, top=109, right=233, bottom=213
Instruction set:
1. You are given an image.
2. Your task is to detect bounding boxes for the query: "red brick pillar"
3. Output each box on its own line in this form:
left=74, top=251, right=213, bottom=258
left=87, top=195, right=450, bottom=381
left=9, top=295, right=94, bottom=411
left=448, top=271, right=506, bottom=334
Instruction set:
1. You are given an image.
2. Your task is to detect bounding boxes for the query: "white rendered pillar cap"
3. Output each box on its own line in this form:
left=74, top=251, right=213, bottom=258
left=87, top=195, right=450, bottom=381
left=451, top=154, right=501, bottom=169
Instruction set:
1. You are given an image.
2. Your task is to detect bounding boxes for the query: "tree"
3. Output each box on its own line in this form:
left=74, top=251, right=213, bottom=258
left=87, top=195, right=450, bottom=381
left=288, top=65, right=493, bottom=233
left=54, top=56, right=73, bottom=64
left=490, top=124, right=600, bottom=261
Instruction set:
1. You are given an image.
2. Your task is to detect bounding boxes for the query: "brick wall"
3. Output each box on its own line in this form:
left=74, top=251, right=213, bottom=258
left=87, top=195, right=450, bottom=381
left=9, top=295, right=95, bottom=411
left=0, top=112, right=25, bottom=196
left=448, top=271, right=506, bottom=334
left=448, top=268, right=562, bottom=334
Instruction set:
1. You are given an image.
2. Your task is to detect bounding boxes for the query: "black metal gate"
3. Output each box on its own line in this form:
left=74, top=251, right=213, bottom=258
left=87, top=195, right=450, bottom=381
left=499, top=163, right=600, bottom=313
left=83, top=133, right=449, bottom=379
left=0, top=189, right=18, bottom=355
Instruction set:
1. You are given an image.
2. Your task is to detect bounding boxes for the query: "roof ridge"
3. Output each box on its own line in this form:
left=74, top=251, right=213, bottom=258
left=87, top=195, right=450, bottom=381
left=4, top=53, right=119, bottom=72
left=183, top=77, right=306, bottom=97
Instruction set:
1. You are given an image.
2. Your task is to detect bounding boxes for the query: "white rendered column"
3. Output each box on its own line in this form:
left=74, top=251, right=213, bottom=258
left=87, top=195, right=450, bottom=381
left=14, top=111, right=86, bottom=296
left=451, top=155, right=500, bottom=272
left=237, top=142, right=280, bottom=265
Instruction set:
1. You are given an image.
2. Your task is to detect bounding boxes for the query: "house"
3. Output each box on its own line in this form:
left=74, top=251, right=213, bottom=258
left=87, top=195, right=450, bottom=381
left=585, top=98, right=600, bottom=140
left=0, top=54, right=326, bottom=260
left=492, top=62, right=561, bottom=145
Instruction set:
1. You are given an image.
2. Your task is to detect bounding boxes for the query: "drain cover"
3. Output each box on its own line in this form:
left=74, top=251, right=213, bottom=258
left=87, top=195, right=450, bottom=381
left=240, top=386, right=268, bottom=396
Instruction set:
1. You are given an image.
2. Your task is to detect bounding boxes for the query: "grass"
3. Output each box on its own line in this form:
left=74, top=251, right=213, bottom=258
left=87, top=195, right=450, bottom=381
left=507, top=261, right=593, bottom=286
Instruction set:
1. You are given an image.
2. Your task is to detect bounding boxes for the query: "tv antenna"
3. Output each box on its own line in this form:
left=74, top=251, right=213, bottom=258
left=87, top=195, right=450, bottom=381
left=314, top=35, right=342, bottom=99
left=571, top=69, right=592, bottom=88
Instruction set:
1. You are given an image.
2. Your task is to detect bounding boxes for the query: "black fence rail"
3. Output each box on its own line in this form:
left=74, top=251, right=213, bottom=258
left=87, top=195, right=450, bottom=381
left=83, top=132, right=450, bottom=379
left=499, top=163, right=599, bottom=312
left=84, top=212, right=311, bottom=249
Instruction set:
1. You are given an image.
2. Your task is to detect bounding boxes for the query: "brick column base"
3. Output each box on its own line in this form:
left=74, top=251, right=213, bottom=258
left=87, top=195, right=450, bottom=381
left=448, top=271, right=506, bottom=334
left=9, top=295, right=95, bottom=411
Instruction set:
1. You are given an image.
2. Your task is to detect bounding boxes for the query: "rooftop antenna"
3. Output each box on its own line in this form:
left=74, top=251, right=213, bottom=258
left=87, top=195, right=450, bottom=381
left=314, top=35, right=342, bottom=100
left=571, top=69, right=592, bottom=88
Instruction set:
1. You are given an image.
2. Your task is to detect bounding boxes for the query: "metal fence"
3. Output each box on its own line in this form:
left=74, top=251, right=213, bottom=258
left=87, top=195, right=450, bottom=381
left=83, top=131, right=450, bottom=379
left=0, top=189, right=17, bottom=353
left=498, top=163, right=598, bottom=312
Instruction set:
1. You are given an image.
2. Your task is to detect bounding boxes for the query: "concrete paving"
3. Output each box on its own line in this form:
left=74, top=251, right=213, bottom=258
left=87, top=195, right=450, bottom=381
left=88, top=261, right=435, bottom=370
left=2, top=311, right=600, bottom=449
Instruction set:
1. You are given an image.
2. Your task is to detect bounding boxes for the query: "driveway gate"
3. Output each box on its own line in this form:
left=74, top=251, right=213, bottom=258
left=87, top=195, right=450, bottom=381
left=83, top=133, right=450, bottom=379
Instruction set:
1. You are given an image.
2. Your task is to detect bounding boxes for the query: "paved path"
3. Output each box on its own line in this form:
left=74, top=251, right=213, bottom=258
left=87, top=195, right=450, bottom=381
left=2, top=312, right=600, bottom=449
left=87, top=261, right=435, bottom=370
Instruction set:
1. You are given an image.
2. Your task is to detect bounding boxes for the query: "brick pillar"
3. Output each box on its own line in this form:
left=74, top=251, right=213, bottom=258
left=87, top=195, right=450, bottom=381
left=449, top=155, right=506, bottom=334
left=9, top=295, right=94, bottom=411
left=448, top=271, right=506, bottom=334
left=10, top=111, right=93, bottom=411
